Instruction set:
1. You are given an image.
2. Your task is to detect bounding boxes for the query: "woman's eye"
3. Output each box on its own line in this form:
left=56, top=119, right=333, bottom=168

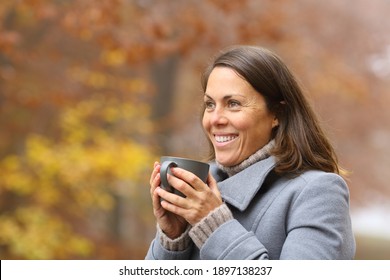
left=204, top=101, right=215, bottom=110
left=228, top=100, right=241, bottom=108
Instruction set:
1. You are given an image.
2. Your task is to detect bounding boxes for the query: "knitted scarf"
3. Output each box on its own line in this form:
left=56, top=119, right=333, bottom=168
left=216, top=139, right=275, bottom=177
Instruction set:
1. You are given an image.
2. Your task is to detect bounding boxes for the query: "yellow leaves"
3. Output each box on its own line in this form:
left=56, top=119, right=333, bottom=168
left=102, top=105, right=119, bottom=123
left=26, top=135, right=60, bottom=175
left=61, top=96, right=154, bottom=143
left=88, top=136, right=152, bottom=182
left=0, top=207, right=93, bottom=259
left=5, top=96, right=154, bottom=194
left=0, top=94, right=155, bottom=258
left=100, top=49, right=127, bottom=66
left=67, top=67, right=107, bottom=89
left=0, top=156, right=32, bottom=195
left=26, top=97, right=153, bottom=202
left=86, top=71, right=108, bottom=89
left=76, top=188, right=114, bottom=211
left=0, top=138, right=64, bottom=206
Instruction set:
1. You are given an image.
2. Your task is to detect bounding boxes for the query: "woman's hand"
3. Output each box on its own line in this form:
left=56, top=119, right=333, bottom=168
left=149, top=162, right=188, bottom=239
left=156, top=167, right=223, bottom=226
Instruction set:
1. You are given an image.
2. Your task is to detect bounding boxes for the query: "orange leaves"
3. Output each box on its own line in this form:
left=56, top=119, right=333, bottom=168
left=67, top=66, right=150, bottom=94
left=61, top=0, right=121, bottom=41
left=0, top=31, right=22, bottom=54
left=208, top=0, right=248, bottom=13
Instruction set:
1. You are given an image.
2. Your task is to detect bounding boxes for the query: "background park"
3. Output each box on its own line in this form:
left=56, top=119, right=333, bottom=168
left=1, top=0, right=389, bottom=259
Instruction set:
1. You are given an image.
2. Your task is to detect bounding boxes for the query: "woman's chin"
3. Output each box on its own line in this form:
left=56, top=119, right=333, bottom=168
left=216, top=156, right=239, bottom=167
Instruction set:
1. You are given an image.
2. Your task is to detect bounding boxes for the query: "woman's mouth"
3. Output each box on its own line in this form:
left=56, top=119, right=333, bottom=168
left=214, top=134, right=238, bottom=144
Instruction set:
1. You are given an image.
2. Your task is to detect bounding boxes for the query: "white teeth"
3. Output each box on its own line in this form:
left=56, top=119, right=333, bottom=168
left=215, top=135, right=237, bottom=143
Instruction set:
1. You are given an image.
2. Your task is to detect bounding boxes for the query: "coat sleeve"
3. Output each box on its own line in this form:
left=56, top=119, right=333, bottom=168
left=198, top=219, right=270, bottom=259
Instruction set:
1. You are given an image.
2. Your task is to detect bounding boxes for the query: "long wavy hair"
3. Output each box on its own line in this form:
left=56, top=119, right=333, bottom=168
left=201, top=45, right=341, bottom=176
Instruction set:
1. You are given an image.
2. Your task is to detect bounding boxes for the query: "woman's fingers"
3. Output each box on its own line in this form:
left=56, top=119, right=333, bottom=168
left=170, top=167, right=207, bottom=192
left=149, top=162, right=166, bottom=215
left=149, top=162, right=160, bottom=186
left=156, top=185, right=187, bottom=207
left=162, top=168, right=220, bottom=207
left=156, top=170, right=223, bottom=225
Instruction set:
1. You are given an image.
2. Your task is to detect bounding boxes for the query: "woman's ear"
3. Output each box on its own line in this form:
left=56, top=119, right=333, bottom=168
left=272, top=116, right=279, bottom=128
left=272, top=100, right=285, bottom=128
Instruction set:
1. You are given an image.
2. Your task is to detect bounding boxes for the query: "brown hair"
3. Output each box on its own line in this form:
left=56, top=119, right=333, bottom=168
left=201, top=45, right=341, bottom=176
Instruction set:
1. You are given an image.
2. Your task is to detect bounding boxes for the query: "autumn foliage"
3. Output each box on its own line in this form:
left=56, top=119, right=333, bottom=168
left=0, top=0, right=157, bottom=259
left=1, top=0, right=389, bottom=259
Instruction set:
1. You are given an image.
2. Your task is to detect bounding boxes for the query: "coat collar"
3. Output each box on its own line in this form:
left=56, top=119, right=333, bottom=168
left=212, top=156, right=276, bottom=211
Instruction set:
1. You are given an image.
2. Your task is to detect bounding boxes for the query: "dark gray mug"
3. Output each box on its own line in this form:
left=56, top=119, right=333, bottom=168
left=160, top=156, right=210, bottom=197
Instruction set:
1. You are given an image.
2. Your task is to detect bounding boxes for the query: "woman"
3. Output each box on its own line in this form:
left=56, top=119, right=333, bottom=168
left=145, top=45, right=355, bottom=259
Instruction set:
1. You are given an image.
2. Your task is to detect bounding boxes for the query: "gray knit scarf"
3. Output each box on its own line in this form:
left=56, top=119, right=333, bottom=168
left=216, top=139, right=275, bottom=177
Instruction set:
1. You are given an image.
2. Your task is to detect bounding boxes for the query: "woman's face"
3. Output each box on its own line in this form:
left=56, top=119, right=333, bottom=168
left=202, top=67, right=278, bottom=167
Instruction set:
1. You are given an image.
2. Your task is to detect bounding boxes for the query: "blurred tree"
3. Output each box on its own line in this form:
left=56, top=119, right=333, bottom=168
left=0, top=96, right=155, bottom=258
left=1, top=0, right=389, bottom=259
left=0, top=0, right=157, bottom=259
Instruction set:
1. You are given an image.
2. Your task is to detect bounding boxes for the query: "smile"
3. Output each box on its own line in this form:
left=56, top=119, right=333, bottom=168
left=214, top=135, right=238, bottom=143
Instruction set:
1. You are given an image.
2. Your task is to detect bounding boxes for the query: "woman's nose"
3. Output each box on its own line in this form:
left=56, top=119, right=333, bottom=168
left=210, top=107, right=228, bottom=126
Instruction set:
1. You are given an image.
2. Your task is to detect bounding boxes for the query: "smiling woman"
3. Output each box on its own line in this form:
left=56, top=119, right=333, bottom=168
left=145, top=45, right=356, bottom=260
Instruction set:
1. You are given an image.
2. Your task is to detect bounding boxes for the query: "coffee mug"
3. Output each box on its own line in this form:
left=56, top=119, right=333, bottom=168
left=160, top=156, right=210, bottom=197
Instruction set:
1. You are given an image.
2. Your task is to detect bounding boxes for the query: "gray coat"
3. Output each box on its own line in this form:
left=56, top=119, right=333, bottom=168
left=146, top=156, right=356, bottom=259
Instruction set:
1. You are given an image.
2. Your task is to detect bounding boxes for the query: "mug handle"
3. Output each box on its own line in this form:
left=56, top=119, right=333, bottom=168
left=160, top=161, right=178, bottom=193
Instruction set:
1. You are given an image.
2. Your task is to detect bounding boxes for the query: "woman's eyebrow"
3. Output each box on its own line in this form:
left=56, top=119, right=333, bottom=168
left=204, top=93, right=244, bottom=100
